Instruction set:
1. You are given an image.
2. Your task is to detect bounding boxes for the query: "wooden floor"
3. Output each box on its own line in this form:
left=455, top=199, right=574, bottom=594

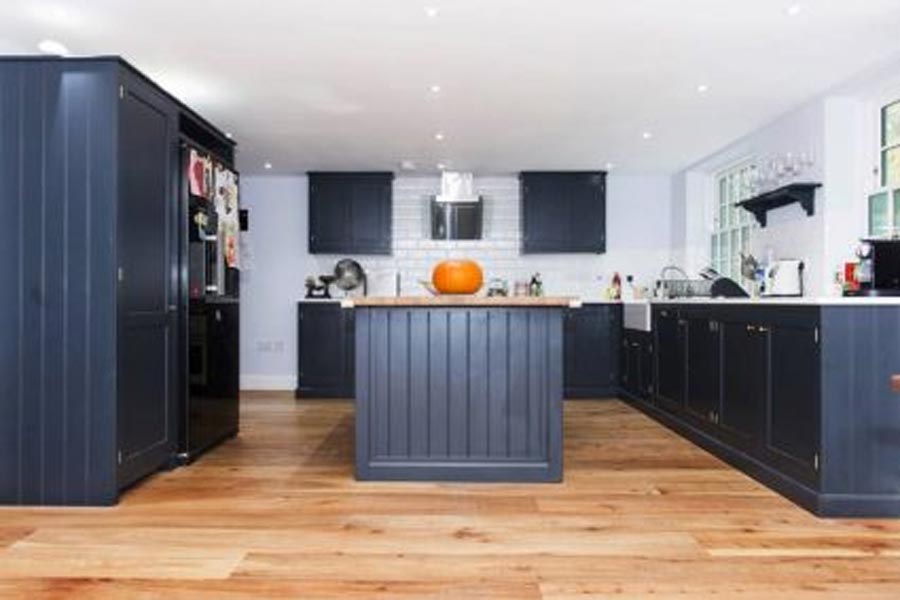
left=1, top=395, right=900, bottom=599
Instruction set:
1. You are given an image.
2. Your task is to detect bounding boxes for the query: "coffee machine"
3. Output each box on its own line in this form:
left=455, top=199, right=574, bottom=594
left=855, top=238, right=900, bottom=296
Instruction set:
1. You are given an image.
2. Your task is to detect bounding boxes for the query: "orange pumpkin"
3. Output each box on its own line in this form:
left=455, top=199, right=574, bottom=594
left=432, top=260, right=484, bottom=295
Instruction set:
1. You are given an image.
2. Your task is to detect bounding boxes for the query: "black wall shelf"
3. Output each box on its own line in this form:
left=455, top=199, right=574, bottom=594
left=736, top=182, right=822, bottom=228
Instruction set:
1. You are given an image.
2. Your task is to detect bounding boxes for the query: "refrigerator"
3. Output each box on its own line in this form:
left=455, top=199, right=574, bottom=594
left=179, top=144, right=241, bottom=462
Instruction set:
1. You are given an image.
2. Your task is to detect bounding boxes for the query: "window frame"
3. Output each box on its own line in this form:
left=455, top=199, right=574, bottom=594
left=881, top=100, right=900, bottom=188
left=710, top=160, right=757, bottom=282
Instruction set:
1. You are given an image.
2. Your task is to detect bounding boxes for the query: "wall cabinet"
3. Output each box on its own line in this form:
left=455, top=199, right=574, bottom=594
left=520, top=171, right=606, bottom=254
left=564, top=304, right=620, bottom=398
left=308, top=172, right=393, bottom=255
left=296, top=302, right=355, bottom=398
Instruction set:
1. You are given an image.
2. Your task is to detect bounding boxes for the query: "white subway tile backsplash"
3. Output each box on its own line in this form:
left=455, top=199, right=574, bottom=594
left=303, top=174, right=672, bottom=297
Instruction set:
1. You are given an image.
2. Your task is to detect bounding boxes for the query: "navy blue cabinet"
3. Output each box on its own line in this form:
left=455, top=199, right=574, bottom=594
left=621, top=329, right=654, bottom=402
left=719, top=320, right=767, bottom=451
left=117, top=68, right=180, bottom=490
left=309, top=172, right=393, bottom=255
left=654, top=309, right=686, bottom=414
left=685, top=316, right=722, bottom=427
left=1, top=57, right=234, bottom=506
left=766, top=323, right=820, bottom=485
left=520, top=171, right=606, bottom=254
left=296, top=302, right=355, bottom=398
left=564, top=304, right=620, bottom=398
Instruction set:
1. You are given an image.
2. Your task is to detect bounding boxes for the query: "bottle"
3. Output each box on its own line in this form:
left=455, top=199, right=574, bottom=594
left=622, top=275, right=635, bottom=301
left=529, top=273, right=543, bottom=297
left=611, top=272, right=622, bottom=300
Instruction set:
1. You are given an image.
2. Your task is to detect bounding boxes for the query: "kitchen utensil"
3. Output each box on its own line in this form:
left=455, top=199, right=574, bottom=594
left=334, top=258, right=366, bottom=294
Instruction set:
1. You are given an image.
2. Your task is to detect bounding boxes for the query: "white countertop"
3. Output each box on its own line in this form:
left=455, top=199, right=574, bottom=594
left=301, top=295, right=900, bottom=307
left=627, top=296, right=900, bottom=306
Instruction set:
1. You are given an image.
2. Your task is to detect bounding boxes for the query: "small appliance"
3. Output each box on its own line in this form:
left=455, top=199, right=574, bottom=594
left=763, top=259, right=804, bottom=297
left=854, top=238, right=900, bottom=296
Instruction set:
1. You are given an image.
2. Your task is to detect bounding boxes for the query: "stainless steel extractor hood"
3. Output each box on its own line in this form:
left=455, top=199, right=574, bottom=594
left=431, top=172, right=483, bottom=240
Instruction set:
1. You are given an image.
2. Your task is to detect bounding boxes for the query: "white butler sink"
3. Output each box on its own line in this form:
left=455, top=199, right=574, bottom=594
left=623, top=300, right=652, bottom=332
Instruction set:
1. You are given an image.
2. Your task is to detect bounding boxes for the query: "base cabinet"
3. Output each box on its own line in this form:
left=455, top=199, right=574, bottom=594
left=654, top=309, right=686, bottom=414
left=564, top=304, right=621, bottom=398
left=685, top=317, right=721, bottom=427
left=621, top=330, right=653, bottom=402
left=626, top=304, right=900, bottom=516
left=296, top=302, right=355, bottom=398
left=766, top=323, right=820, bottom=485
left=719, top=320, right=767, bottom=451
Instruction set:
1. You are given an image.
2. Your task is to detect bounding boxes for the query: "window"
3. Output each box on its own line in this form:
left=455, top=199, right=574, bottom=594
left=881, top=100, right=900, bottom=188
left=711, top=162, right=756, bottom=281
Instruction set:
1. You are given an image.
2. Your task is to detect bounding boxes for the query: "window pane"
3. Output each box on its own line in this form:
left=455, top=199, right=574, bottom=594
left=720, top=231, right=730, bottom=264
left=711, top=235, right=719, bottom=265
left=869, top=191, right=890, bottom=237
left=882, top=146, right=900, bottom=187
left=741, top=227, right=751, bottom=253
left=893, top=189, right=900, bottom=236
left=883, top=101, right=900, bottom=147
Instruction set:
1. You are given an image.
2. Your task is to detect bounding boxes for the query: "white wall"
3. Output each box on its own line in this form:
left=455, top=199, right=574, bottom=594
left=671, top=54, right=900, bottom=297
left=240, top=173, right=674, bottom=389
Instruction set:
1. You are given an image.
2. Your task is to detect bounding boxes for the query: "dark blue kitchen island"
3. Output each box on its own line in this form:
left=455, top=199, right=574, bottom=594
left=346, top=296, right=574, bottom=482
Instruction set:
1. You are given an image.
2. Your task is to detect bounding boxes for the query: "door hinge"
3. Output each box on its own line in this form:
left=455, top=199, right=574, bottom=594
left=119, top=85, right=124, bottom=99
left=814, top=453, right=820, bottom=471
left=117, top=450, right=122, bottom=465
left=814, top=327, right=819, bottom=344
left=117, top=267, right=124, bottom=283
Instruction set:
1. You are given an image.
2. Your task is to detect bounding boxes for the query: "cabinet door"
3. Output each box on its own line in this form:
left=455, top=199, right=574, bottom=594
left=640, top=335, right=655, bottom=400
left=309, top=176, right=350, bottom=254
left=686, top=317, right=722, bottom=424
left=297, top=303, right=353, bottom=398
left=521, top=174, right=571, bottom=253
left=117, top=72, right=179, bottom=488
left=521, top=172, right=606, bottom=254
left=720, top=322, right=766, bottom=450
left=767, top=324, right=820, bottom=484
left=655, top=310, right=686, bottom=414
left=348, top=174, right=392, bottom=254
left=564, top=305, right=617, bottom=398
left=568, top=173, right=607, bottom=253
left=309, top=173, right=392, bottom=255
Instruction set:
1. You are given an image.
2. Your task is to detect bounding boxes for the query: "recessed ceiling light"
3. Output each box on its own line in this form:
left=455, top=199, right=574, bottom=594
left=37, top=39, right=69, bottom=56
left=400, top=159, right=417, bottom=171
left=786, top=4, right=802, bottom=16
left=264, top=162, right=273, bottom=170
left=437, top=163, right=446, bottom=170
left=605, top=162, right=614, bottom=170
left=225, top=132, right=233, bottom=139
left=424, top=6, right=439, bottom=18
left=696, top=84, right=709, bottom=94
left=429, top=84, right=441, bottom=94
left=642, top=131, right=653, bottom=140
left=434, top=132, right=445, bottom=141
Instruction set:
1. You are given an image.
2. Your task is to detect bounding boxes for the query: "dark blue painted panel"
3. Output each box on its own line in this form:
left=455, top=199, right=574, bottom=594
left=0, top=60, right=119, bottom=505
left=355, top=306, right=564, bottom=482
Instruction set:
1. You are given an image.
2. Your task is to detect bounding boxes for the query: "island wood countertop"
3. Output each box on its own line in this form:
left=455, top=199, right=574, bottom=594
left=342, top=295, right=580, bottom=308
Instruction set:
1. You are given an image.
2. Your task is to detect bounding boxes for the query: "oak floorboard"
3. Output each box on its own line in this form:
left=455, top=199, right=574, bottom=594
left=0, top=395, right=898, bottom=598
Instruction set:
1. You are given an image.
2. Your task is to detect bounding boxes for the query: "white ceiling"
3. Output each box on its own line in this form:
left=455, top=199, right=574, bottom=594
left=2, top=1, right=900, bottom=175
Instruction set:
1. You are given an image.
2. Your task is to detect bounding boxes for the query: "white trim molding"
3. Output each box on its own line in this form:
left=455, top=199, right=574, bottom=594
left=240, top=374, right=296, bottom=391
